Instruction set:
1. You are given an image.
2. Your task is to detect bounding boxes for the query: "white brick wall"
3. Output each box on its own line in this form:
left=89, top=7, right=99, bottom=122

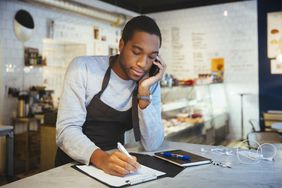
left=0, top=0, right=122, bottom=125
left=0, top=0, right=125, bottom=174
left=150, top=0, right=259, bottom=140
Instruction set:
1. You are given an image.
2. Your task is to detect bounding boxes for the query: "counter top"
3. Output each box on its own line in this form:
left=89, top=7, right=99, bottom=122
left=2, top=141, right=282, bottom=188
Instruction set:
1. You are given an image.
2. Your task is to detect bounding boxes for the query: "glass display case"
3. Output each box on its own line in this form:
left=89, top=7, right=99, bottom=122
left=161, top=83, right=229, bottom=145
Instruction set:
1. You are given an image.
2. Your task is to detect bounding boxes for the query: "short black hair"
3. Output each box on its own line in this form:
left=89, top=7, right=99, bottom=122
left=122, top=15, right=162, bottom=47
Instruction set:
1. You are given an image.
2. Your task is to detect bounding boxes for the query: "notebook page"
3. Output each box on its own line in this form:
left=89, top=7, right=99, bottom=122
left=76, top=164, right=165, bottom=187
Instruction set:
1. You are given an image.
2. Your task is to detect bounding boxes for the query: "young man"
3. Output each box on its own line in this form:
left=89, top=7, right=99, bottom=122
left=55, top=15, right=166, bottom=177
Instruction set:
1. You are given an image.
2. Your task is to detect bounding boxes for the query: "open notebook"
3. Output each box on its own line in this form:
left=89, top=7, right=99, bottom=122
left=74, top=164, right=165, bottom=187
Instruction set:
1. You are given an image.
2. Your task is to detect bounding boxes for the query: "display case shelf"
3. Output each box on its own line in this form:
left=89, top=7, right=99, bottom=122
left=161, top=83, right=229, bottom=145
left=161, top=99, right=198, bottom=112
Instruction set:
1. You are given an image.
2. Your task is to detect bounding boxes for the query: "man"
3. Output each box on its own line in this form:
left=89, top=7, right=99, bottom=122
left=55, top=15, right=166, bottom=177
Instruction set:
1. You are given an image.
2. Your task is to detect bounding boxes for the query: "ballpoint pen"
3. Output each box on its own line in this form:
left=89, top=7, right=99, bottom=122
left=117, top=142, right=141, bottom=173
left=117, top=142, right=133, bottom=158
left=160, top=152, right=191, bottom=160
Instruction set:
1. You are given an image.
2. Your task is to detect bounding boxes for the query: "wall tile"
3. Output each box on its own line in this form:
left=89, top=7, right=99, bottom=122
left=150, top=0, right=258, bottom=140
left=0, top=0, right=122, bottom=125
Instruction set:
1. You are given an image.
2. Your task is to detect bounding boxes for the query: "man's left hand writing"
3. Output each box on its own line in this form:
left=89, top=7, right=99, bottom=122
left=90, top=149, right=141, bottom=177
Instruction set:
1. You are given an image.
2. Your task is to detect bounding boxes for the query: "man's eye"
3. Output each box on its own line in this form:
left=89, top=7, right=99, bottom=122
left=149, top=56, right=157, bottom=60
left=132, top=51, right=140, bottom=55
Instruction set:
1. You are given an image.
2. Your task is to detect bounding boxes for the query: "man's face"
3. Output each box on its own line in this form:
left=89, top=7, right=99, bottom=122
left=118, top=31, right=160, bottom=81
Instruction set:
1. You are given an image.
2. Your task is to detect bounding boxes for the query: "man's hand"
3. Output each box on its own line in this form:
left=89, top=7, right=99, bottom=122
left=138, top=56, right=166, bottom=109
left=139, top=55, right=166, bottom=90
left=90, top=149, right=140, bottom=177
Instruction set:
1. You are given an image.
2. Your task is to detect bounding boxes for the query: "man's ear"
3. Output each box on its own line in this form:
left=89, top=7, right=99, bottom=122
left=119, top=39, right=124, bottom=52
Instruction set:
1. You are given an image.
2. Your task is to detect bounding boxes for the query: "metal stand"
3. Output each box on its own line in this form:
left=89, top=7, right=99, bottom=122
left=239, top=93, right=251, bottom=140
left=240, top=94, right=244, bottom=140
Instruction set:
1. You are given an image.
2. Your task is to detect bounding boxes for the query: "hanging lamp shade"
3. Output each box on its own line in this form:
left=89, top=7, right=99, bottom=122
left=14, top=9, right=34, bottom=42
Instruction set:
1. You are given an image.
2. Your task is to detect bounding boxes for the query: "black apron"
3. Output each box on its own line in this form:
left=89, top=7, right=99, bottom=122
left=55, top=57, right=141, bottom=166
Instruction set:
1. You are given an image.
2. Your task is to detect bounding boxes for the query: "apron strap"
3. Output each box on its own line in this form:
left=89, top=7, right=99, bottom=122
left=132, top=86, right=141, bottom=141
left=97, top=55, right=141, bottom=141
left=96, top=56, right=115, bottom=98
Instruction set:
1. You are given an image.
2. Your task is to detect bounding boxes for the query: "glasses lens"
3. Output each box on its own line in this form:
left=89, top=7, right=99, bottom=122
left=260, top=143, right=276, bottom=161
left=237, top=140, right=261, bottom=164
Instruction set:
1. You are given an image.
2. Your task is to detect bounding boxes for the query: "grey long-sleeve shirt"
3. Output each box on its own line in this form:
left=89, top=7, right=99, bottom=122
left=56, top=56, right=164, bottom=165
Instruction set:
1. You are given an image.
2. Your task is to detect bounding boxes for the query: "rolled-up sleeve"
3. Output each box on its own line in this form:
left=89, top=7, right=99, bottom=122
left=56, top=58, right=98, bottom=165
left=138, top=83, right=164, bottom=151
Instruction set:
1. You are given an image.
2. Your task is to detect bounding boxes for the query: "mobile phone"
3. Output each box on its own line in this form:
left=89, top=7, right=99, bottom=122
left=149, top=58, right=161, bottom=77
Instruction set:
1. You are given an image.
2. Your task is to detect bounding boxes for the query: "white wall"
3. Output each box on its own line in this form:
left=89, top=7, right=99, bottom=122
left=150, top=0, right=259, bottom=140
left=0, top=0, right=123, bottom=125
left=0, top=0, right=126, bottom=173
left=0, top=0, right=259, bottom=147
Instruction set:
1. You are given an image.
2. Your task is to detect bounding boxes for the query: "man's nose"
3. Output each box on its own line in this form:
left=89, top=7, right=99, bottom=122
left=137, top=55, right=147, bottom=68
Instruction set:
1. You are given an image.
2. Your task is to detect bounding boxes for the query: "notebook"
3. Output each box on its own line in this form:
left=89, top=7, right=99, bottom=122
left=154, top=149, right=212, bottom=167
left=74, top=164, right=165, bottom=187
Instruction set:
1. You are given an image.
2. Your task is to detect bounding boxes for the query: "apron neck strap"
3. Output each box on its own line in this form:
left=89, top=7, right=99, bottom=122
left=96, top=55, right=117, bottom=98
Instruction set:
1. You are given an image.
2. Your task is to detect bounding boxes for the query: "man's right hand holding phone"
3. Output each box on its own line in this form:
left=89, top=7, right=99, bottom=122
left=138, top=55, right=166, bottom=109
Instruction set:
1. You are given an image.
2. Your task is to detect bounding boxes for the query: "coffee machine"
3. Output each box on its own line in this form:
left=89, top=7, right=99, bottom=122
left=17, top=86, right=54, bottom=117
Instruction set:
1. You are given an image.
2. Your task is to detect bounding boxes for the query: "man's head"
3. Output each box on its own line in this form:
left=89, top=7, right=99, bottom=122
left=121, top=15, right=162, bottom=47
left=115, top=16, right=162, bottom=81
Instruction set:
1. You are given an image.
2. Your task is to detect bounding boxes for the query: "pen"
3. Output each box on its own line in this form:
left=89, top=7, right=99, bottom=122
left=117, top=142, right=141, bottom=174
left=117, top=142, right=132, bottom=158
left=160, top=152, right=191, bottom=160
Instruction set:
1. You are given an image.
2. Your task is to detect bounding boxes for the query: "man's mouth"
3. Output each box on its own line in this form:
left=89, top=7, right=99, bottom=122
left=131, top=68, right=144, bottom=77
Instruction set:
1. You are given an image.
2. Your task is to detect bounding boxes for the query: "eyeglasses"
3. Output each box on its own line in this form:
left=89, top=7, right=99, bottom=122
left=200, top=140, right=277, bottom=166
left=236, top=140, right=277, bottom=164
